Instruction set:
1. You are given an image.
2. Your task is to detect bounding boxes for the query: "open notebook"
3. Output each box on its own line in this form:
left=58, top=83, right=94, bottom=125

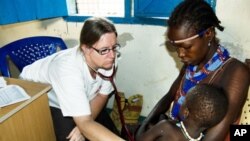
left=0, top=77, right=30, bottom=108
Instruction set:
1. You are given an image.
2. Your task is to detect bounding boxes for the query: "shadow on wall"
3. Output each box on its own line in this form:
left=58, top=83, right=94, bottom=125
left=118, top=32, right=134, bottom=48
left=64, top=39, right=79, bottom=48
left=221, top=42, right=244, bottom=62
left=164, top=41, right=183, bottom=70
left=40, top=18, right=63, bottom=30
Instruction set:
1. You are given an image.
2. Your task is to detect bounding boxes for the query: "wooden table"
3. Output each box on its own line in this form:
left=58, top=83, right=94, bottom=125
left=0, top=78, right=56, bottom=141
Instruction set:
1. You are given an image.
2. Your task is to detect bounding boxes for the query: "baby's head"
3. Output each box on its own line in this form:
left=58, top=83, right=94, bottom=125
left=181, top=84, right=228, bottom=129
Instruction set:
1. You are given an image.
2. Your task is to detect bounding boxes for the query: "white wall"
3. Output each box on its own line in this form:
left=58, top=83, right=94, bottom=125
left=216, top=0, right=250, bottom=62
left=0, top=0, right=249, bottom=116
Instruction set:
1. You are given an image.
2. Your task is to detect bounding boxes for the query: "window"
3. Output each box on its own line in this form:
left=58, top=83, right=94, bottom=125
left=75, top=0, right=125, bottom=17
left=134, top=0, right=182, bottom=18
left=65, top=0, right=132, bottom=24
left=0, top=0, right=68, bottom=25
left=65, top=0, right=217, bottom=26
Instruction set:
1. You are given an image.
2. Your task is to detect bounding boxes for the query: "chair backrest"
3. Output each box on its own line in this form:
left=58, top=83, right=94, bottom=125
left=239, top=60, right=250, bottom=125
left=240, top=90, right=250, bottom=125
left=0, top=36, right=67, bottom=77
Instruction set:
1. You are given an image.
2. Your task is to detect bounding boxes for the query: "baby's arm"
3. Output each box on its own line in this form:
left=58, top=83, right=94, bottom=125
left=137, top=120, right=170, bottom=141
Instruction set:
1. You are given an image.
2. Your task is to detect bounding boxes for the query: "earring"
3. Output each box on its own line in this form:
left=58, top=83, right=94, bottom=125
left=208, top=40, right=211, bottom=47
left=180, top=108, right=189, bottom=121
left=184, top=108, right=189, bottom=119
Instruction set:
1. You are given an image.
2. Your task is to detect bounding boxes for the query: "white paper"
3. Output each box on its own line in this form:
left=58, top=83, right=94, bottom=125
left=0, top=77, right=7, bottom=88
left=0, top=85, right=30, bottom=108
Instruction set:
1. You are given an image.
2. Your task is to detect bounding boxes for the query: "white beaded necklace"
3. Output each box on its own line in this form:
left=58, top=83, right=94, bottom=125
left=180, top=121, right=203, bottom=141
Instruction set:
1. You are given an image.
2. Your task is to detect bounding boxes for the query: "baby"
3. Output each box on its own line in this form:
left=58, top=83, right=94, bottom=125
left=137, top=84, right=228, bottom=141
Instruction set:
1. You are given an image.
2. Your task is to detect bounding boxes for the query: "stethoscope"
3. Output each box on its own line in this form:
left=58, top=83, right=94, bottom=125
left=85, top=52, right=135, bottom=141
left=98, top=67, right=135, bottom=141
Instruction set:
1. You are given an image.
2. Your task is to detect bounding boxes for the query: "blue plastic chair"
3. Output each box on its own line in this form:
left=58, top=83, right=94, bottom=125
left=0, top=36, right=67, bottom=77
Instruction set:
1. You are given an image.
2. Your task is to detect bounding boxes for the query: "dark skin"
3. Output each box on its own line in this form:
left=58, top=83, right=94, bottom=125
left=138, top=100, right=205, bottom=141
left=137, top=119, right=185, bottom=141
left=136, top=25, right=250, bottom=141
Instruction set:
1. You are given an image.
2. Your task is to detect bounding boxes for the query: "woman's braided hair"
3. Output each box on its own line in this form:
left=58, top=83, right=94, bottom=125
left=168, top=0, right=224, bottom=35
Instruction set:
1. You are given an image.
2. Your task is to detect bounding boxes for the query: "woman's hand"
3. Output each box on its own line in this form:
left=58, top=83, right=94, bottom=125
left=67, top=126, right=85, bottom=141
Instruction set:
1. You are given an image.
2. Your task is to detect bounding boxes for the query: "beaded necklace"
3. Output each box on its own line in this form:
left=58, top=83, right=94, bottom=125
left=180, top=121, right=203, bottom=141
left=170, top=45, right=230, bottom=120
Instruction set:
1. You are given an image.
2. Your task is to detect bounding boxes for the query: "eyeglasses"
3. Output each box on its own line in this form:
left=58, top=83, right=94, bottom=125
left=91, top=44, right=121, bottom=55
